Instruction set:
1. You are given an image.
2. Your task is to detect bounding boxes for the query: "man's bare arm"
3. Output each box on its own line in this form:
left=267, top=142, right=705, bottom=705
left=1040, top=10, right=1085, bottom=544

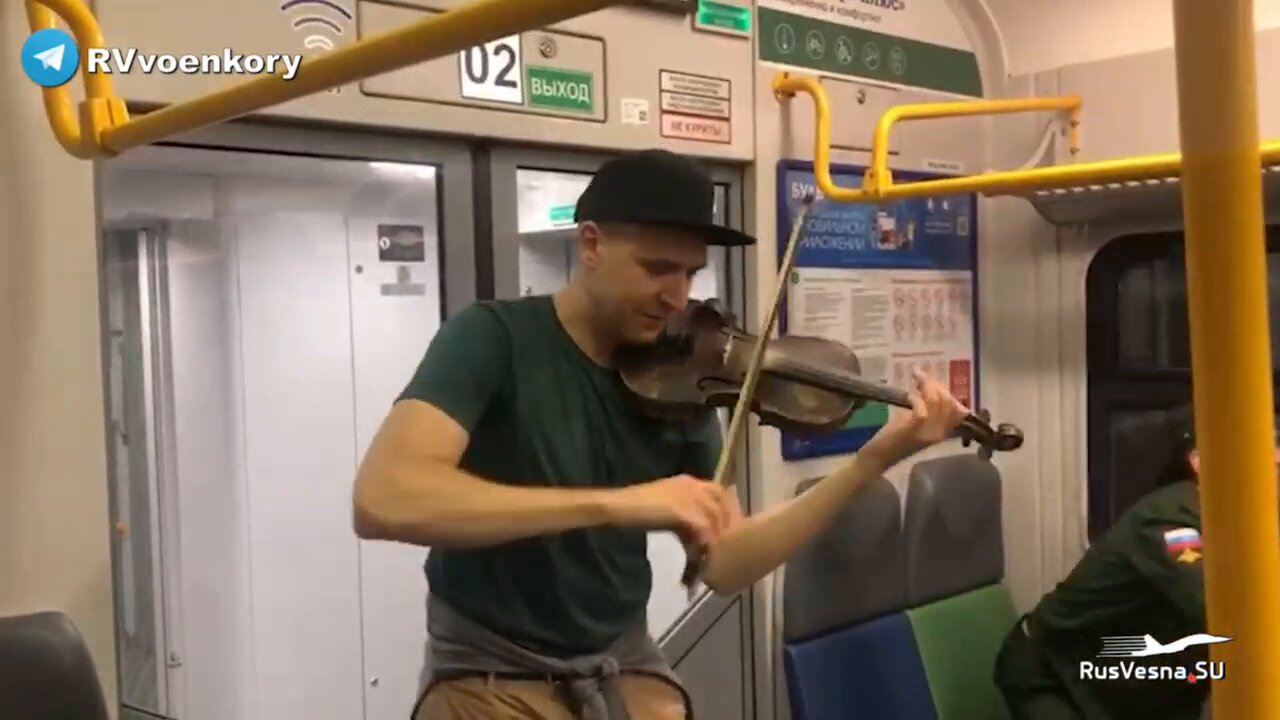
left=697, top=448, right=891, bottom=594
left=696, top=370, right=965, bottom=594
left=353, top=400, right=620, bottom=548
left=353, top=400, right=731, bottom=549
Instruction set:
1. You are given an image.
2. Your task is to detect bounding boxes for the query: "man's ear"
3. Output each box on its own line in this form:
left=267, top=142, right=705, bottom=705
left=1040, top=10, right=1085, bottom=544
left=578, top=222, right=604, bottom=269
left=1189, top=449, right=1200, bottom=476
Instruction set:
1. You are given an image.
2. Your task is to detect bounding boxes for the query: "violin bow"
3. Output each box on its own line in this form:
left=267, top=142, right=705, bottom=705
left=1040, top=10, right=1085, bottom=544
left=682, top=192, right=818, bottom=592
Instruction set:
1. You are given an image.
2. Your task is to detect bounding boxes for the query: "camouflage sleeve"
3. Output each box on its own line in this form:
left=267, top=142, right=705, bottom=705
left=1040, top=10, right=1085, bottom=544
left=1127, top=514, right=1207, bottom=623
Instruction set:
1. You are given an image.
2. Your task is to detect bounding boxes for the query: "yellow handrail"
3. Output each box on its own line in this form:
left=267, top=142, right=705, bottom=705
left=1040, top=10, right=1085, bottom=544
left=26, top=0, right=128, bottom=159
left=865, top=95, right=1082, bottom=195
left=25, top=0, right=623, bottom=157
left=773, top=72, right=1280, bottom=201
left=1174, top=0, right=1280, bottom=717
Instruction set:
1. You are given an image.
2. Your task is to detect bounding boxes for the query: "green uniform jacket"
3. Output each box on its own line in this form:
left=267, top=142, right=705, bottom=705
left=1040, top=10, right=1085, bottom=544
left=996, top=480, right=1211, bottom=719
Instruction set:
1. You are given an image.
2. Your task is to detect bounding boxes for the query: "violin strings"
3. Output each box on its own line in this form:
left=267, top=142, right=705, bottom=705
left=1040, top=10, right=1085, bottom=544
left=682, top=194, right=817, bottom=594
left=711, top=197, right=816, bottom=489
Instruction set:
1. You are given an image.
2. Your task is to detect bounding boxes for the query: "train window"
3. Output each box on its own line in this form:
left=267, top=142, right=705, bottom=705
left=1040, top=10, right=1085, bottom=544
left=513, top=167, right=728, bottom=302
left=1115, top=255, right=1191, bottom=369
left=1086, top=229, right=1280, bottom=538
left=1114, top=246, right=1280, bottom=370
left=516, top=168, right=593, bottom=297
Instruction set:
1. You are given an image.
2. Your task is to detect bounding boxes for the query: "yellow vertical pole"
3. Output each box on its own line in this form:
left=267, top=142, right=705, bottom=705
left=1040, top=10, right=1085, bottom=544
left=1172, top=0, right=1280, bottom=716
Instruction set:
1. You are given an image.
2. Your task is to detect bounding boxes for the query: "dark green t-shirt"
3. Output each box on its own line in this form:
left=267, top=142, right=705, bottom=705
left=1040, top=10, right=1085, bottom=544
left=397, top=295, right=722, bottom=657
left=1028, top=480, right=1208, bottom=718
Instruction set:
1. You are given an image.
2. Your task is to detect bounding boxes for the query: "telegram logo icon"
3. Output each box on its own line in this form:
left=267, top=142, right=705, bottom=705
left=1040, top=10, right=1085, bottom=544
left=22, top=28, right=79, bottom=88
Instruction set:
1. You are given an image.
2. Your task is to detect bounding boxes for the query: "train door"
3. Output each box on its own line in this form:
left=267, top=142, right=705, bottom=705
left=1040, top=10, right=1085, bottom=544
left=485, top=146, right=756, bottom=719
left=97, top=123, right=475, bottom=720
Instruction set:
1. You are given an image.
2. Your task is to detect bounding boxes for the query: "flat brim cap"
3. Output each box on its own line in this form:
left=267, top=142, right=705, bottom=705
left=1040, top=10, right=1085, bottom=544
left=574, top=149, right=757, bottom=247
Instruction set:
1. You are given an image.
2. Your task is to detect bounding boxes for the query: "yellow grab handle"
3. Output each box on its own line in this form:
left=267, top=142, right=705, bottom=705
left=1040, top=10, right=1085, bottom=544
left=25, top=0, right=128, bottom=158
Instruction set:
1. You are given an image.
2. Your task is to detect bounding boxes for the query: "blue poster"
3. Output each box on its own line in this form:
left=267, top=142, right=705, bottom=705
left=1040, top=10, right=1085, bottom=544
left=775, top=160, right=981, bottom=461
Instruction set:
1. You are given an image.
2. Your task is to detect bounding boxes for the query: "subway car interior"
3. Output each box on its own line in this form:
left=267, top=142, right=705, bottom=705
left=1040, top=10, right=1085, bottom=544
left=4, top=0, right=1280, bottom=718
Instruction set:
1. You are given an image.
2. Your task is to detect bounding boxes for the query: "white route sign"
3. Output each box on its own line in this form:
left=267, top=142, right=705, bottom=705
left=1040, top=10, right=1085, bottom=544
left=459, top=35, right=523, bottom=105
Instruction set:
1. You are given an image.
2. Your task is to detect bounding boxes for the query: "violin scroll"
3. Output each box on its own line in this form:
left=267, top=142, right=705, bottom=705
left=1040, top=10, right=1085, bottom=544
left=957, top=408, right=1025, bottom=460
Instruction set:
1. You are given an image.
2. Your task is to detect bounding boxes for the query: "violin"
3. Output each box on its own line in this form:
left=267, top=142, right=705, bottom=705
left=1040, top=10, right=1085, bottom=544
left=614, top=299, right=1024, bottom=458
left=618, top=185, right=1022, bottom=591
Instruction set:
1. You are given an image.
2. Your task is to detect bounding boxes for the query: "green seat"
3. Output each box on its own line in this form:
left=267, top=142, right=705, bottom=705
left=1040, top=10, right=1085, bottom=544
left=906, top=584, right=1017, bottom=720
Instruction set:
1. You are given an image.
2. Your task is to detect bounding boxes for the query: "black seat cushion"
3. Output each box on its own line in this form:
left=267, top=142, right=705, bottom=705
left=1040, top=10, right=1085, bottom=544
left=0, top=611, right=109, bottom=720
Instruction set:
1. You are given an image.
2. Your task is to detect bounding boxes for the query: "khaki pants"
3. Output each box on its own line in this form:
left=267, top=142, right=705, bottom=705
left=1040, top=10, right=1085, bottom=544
left=415, top=673, right=688, bottom=720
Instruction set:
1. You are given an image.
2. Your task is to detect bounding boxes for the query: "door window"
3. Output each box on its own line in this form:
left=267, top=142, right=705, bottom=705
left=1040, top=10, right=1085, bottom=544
left=514, top=168, right=730, bottom=303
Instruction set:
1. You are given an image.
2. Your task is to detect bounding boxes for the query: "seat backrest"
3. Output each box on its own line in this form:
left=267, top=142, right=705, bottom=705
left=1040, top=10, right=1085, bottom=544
left=783, top=612, right=938, bottom=720
left=0, top=611, right=109, bottom=720
left=905, top=584, right=1017, bottom=720
left=903, top=454, right=1004, bottom=606
left=783, top=475, right=907, bottom=641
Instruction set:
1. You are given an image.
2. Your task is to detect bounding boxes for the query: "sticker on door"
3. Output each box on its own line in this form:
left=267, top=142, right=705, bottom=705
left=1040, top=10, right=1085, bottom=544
left=377, top=224, right=425, bottom=262
left=381, top=265, right=428, bottom=297
left=661, top=113, right=730, bottom=143
left=658, top=70, right=731, bottom=144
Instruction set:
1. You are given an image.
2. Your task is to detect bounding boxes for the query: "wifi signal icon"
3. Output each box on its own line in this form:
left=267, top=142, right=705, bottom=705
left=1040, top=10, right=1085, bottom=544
left=279, top=0, right=352, bottom=54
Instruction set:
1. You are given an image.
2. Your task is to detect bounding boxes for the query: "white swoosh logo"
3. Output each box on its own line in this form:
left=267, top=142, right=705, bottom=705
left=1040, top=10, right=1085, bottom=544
left=1098, top=633, right=1232, bottom=657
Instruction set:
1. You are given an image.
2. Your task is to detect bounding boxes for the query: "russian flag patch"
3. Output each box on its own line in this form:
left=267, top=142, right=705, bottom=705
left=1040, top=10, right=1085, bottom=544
left=1163, top=527, right=1202, bottom=556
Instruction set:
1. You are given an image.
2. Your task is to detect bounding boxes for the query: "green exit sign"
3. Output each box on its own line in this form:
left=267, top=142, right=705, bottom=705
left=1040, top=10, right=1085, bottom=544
left=549, top=205, right=576, bottom=225
left=527, top=65, right=595, bottom=114
left=696, top=0, right=751, bottom=35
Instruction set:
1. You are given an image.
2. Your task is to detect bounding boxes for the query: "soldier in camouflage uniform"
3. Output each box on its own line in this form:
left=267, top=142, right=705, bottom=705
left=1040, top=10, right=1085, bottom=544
left=994, top=411, right=1279, bottom=719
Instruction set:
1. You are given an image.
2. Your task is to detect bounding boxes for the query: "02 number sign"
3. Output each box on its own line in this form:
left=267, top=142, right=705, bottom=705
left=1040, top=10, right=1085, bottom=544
left=459, top=35, right=523, bottom=105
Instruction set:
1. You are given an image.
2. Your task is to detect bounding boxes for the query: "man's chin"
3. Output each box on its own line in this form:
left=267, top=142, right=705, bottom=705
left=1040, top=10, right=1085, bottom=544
left=624, top=329, right=663, bottom=345
left=620, top=321, right=665, bottom=346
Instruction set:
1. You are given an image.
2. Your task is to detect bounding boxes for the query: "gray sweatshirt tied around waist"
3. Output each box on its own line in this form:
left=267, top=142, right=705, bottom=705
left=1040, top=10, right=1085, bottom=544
left=420, top=594, right=687, bottom=720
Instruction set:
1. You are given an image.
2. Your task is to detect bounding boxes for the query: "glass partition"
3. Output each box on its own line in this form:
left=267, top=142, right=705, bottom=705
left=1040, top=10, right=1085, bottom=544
left=514, top=168, right=730, bottom=304
left=99, top=145, right=454, bottom=720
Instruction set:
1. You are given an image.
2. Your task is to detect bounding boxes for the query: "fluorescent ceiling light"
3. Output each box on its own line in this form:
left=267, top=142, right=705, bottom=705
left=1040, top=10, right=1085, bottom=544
left=368, top=161, right=437, bottom=180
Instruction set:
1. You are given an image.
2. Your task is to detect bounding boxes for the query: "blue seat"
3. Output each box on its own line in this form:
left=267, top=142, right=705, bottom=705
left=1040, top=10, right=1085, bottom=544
left=783, top=612, right=938, bottom=720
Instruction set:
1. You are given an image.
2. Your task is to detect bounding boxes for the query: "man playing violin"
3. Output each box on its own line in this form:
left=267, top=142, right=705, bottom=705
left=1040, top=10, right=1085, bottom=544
left=352, top=149, right=972, bottom=720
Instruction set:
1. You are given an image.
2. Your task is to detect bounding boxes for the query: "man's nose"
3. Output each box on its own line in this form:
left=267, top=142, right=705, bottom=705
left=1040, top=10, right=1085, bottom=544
left=660, top=275, right=692, bottom=311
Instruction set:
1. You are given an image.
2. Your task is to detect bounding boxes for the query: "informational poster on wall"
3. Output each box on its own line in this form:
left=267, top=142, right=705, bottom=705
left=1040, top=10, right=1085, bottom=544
left=776, top=160, right=978, bottom=461
left=755, top=0, right=982, bottom=97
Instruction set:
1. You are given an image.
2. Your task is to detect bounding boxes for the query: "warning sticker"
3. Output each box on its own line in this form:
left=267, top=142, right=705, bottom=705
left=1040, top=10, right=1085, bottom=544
left=659, top=70, right=732, bottom=144
left=924, top=158, right=965, bottom=174
left=661, top=92, right=729, bottom=119
left=661, top=113, right=730, bottom=144
left=378, top=224, right=425, bottom=262
left=660, top=71, right=731, bottom=100
left=621, top=98, right=651, bottom=124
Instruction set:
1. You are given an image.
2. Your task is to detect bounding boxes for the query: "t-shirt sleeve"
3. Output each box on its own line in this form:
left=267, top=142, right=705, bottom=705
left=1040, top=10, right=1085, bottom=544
left=1127, top=512, right=1207, bottom=623
left=682, top=411, right=725, bottom=481
left=397, top=303, right=509, bottom=433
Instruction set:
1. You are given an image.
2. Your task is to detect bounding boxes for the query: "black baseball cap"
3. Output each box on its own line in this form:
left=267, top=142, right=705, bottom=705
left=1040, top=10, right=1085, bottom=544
left=574, top=149, right=757, bottom=247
